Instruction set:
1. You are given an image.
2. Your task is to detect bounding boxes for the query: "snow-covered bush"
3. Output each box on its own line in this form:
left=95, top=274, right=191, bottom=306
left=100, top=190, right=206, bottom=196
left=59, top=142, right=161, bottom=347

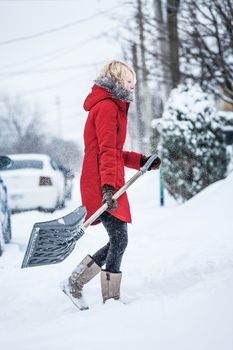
left=154, top=84, right=231, bottom=202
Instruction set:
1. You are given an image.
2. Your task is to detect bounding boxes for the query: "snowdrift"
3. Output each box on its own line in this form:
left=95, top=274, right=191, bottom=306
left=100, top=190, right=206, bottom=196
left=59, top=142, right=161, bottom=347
left=0, top=170, right=232, bottom=350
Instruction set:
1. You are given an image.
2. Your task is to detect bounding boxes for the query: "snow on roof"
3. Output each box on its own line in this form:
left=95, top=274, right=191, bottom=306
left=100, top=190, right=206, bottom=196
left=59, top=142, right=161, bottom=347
left=8, top=153, right=51, bottom=161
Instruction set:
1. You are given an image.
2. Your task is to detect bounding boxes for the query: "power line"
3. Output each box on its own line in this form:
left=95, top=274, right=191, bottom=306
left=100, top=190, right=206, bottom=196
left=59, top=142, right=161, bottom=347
left=20, top=74, right=83, bottom=96
left=0, top=1, right=84, bottom=2
left=0, top=4, right=124, bottom=46
left=0, top=60, right=106, bottom=77
left=0, top=26, right=118, bottom=71
left=15, top=63, right=103, bottom=97
left=0, top=40, right=80, bottom=70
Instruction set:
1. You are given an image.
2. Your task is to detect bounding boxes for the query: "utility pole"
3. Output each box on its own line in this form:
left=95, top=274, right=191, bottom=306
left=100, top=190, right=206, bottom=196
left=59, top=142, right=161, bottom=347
left=137, top=0, right=152, bottom=152
left=153, top=0, right=172, bottom=100
left=132, top=43, right=146, bottom=153
left=55, top=95, right=63, bottom=139
left=167, top=0, right=180, bottom=88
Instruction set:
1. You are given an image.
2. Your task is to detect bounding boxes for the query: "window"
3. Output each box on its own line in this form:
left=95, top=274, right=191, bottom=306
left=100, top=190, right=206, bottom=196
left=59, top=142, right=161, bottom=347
left=2, top=160, right=43, bottom=170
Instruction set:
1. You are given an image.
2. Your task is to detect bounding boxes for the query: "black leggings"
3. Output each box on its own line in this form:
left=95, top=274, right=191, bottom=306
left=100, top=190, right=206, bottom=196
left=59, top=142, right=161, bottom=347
left=92, top=212, right=128, bottom=273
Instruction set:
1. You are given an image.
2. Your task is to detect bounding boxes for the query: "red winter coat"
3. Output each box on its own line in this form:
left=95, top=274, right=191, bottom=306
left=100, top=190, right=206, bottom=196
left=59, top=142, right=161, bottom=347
left=80, top=83, right=142, bottom=225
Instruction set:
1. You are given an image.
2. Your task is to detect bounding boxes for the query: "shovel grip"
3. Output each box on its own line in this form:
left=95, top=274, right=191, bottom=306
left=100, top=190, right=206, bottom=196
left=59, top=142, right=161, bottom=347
left=83, top=153, right=159, bottom=229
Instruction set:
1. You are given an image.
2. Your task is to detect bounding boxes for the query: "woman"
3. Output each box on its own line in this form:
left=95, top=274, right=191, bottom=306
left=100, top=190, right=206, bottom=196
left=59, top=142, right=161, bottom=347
left=62, top=61, right=160, bottom=310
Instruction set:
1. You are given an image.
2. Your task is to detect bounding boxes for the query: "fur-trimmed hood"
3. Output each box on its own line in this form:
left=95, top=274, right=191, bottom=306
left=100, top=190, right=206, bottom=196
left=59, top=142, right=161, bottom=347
left=83, top=77, right=133, bottom=113
left=94, top=77, right=133, bottom=103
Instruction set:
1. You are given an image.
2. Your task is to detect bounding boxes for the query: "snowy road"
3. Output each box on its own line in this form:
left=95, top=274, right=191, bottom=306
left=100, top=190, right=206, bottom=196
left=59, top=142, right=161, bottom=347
left=0, top=170, right=233, bottom=350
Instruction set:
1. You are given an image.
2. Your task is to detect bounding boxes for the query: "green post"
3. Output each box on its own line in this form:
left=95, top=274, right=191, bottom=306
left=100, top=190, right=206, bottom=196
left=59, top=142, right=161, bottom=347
left=160, top=166, right=164, bottom=206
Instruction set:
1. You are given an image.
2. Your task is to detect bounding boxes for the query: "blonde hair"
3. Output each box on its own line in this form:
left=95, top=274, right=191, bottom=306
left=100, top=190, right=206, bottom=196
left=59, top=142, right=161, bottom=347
left=97, top=60, right=136, bottom=87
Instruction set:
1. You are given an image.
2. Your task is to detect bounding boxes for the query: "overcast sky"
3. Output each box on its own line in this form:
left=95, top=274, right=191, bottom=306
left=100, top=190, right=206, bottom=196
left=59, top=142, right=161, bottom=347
left=0, top=0, right=130, bottom=144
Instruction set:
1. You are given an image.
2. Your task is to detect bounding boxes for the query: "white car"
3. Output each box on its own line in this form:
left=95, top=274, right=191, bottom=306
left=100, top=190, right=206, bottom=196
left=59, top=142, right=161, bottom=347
left=0, top=154, right=66, bottom=212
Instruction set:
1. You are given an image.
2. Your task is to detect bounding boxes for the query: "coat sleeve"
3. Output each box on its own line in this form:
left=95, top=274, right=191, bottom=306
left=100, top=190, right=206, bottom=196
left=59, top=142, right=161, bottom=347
left=94, top=101, right=118, bottom=188
left=122, top=151, right=142, bottom=170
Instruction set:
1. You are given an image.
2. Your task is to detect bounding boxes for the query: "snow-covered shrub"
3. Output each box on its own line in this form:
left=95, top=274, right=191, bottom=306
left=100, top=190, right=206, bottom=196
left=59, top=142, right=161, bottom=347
left=154, top=84, right=231, bottom=202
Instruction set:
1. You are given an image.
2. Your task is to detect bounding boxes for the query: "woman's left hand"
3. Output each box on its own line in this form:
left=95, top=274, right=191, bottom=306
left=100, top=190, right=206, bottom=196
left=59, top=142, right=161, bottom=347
left=140, top=155, right=161, bottom=170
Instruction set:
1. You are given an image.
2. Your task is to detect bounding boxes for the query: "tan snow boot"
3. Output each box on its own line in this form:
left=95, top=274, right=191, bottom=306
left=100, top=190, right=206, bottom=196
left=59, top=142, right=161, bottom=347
left=101, top=270, right=122, bottom=303
left=61, top=255, right=101, bottom=310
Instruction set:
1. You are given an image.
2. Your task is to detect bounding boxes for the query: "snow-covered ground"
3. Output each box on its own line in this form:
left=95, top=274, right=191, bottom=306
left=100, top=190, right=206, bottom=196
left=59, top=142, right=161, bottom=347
left=0, top=169, right=233, bottom=350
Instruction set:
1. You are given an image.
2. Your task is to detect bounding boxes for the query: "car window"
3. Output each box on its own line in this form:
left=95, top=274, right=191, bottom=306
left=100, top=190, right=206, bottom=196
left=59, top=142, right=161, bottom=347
left=1, top=160, right=44, bottom=170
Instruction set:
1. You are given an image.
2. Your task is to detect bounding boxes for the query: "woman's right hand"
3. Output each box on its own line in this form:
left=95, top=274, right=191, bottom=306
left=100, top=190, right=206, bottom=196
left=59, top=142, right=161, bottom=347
left=101, top=185, right=117, bottom=211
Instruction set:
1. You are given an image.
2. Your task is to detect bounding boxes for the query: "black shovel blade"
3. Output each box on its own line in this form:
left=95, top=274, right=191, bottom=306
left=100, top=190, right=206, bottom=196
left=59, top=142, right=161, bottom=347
left=21, top=206, right=87, bottom=268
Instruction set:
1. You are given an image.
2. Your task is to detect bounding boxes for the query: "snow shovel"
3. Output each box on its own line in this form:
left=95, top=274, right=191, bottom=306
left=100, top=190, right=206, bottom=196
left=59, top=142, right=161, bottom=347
left=21, top=154, right=159, bottom=268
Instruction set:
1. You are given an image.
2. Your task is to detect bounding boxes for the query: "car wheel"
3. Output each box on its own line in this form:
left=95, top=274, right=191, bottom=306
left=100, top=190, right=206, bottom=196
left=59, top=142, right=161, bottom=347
left=57, top=199, right=65, bottom=209
left=39, top=207, right=55, bottom=213
left=52, top=196, right=62, bottom=210
left=65, top=190, right=72, bottom=200
left=46, top=208, right=56, bottom=213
